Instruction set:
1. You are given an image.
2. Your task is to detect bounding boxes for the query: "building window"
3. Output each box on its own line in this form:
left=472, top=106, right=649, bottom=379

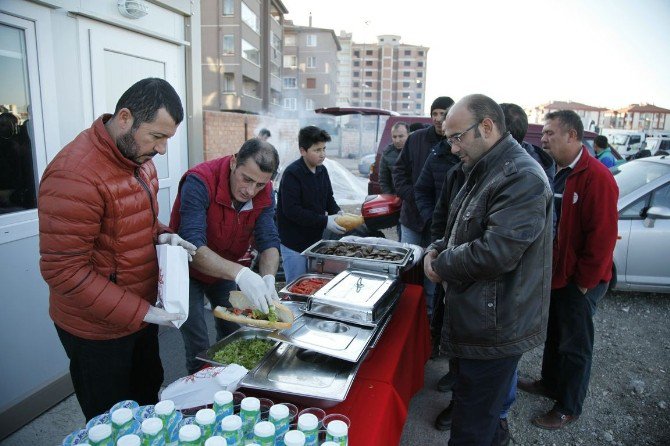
left=271, top=33, right=282, bottom=63
left=364, top=92, right=372, bottom=98
left=364, top=102, right=372, bottom=107
left=418, top=50, right=424, bottom=56
left=283, top=55, right=297, bottom=68
left=416, top=80, right=423, bottom=88
left=353, top=71, right=360, bottom=77
left=417, top=92, right=422, bottom=99
left=307, top=56, right=316, bottom=68
left=353, top=92, right=359, bottom=98
left=353, top=61, right=360, bottom=67
left=222, top=73, right=235, bottom=92
left=403, top=61, right=410, bottom=66
left=402, top=103, right=411, bottom=110
left=403, top=71, right=410, bottom=77
left=222, top=35, right=234, bottom=55
left=241, top=39, right=259, bottom=65
left=402, top=81, right=410, bottom=88
left=284, top=34, right=296, bottom=46
left=306, top=34, right=317, bottom=46
left=283, top=97, right=297, bottom=110
left=403, top=92, right=411, bottom=99
left=0, top=22, right=37, bottom=214
left=271, top=90, right=281, bottom=105
left=417, top=72, right=423, bottom=78
left=416, top=103, right=422, bottom=109
left=352, top=101, right=360, bottom=106
left=305, top=98, right=314, bottom=110
left=365, top=60, right=373, bottom=66
left=365, top=71, right=372, bottom=77
left=222, top=0, right=234, bottom=16
left=353, top=82, right=359, bottom=87
left=243, top=77, right=259, bottom=97
left=404, top=50, right=411, bottom=56
left=353, top=50, right=360, bottom=57
left=283, top=77, right=297, bottom=89
left=241, top=2, right=259, bottom=33
left=270, top=62, right=280, bottom=78
left=366, top=50, right=373, bottom=56
left=418, top=61, right=424, bottom=67
left=306, top=78, right=316, bottom=89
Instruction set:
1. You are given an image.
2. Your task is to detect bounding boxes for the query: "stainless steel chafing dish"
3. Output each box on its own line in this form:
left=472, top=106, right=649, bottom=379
left=302, top=240, right=413, bottom=277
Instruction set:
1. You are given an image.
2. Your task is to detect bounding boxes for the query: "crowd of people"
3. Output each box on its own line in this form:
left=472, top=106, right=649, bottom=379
left=37, top=78, right=620, bottom=445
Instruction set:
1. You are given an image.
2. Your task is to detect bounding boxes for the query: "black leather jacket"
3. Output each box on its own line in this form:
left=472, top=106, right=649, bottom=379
left=428, top=134, right=553, bottom=359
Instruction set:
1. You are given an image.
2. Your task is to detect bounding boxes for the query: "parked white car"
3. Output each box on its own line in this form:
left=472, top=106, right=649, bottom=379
left=610, top=156, right=670, bottom=293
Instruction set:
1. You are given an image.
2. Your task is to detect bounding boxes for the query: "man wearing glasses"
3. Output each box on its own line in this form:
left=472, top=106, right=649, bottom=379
left=424, top=94, right=553, bottom=445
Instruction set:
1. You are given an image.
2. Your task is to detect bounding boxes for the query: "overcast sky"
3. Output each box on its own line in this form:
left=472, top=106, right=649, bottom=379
left=282, top=0, right=670, bottom=113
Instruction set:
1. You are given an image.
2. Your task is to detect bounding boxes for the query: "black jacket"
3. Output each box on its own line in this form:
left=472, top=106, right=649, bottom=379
left=429, top=134, right=553, bottom=359
left=277, top=158, right=340, bottom=252
left=378, top=143, right=401, bottom=194
left=392, top=126, right=444, bottom=232
left=414, top=140, right=460, bottom=231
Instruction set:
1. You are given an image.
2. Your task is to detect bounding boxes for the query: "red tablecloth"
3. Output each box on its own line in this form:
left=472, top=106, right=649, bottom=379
left=326, top=284, right=431, bottom=445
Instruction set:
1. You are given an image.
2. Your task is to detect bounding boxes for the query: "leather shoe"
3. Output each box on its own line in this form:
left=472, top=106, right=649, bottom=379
left=434, top=401, right=453, bottom=431
left=532, top=408, right=578, bottom=430
left=437, top=371, right=456, bottom=392
left=517, top=377, right=556, bottom=399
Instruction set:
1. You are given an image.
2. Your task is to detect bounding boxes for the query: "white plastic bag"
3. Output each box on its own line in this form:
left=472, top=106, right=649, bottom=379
left=156, top=244, right=190, bottom=328
left=160, top=365, right=248, bottom=410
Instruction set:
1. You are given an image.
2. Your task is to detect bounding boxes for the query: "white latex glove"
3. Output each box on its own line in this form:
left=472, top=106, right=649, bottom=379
left=337, top=209, right=345, bottom=216
left=262, top=275, right=280, bottom=306
left=235, top=267, right=270, bottom=313
left=158, top=233, right=197, bottom=261
left=326, top=215, right=346, bottom=235
left=143, top=305, right=185, bottom=327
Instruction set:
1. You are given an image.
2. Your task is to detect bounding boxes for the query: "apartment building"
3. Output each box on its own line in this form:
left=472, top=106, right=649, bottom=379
left=604, top=103, right=670, bottom=131
left=201, top=0, right=288, bottom=114
left=528, top=100, right=608, bottom=131
left=336, top=31, right=353, bottom=107
left=281, top=20, right=341, bottom=114
left=348, top=35, right=428, bottom=116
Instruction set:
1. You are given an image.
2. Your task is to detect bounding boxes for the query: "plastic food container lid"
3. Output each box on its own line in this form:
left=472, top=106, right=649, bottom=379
left=204, top=436, right=228, bottom=446
left=111, top=407, right=133, bottom=424
left=116, top=434, right=141, bottom=446
left=141, top=417, right=163, bottom=435
left=254, top=421, right=275, bottom=437
left=154, top=400, right=175, bottom=415
left=269, top=404, right=289, bottom=420
left=326, top=419, right=348, bottom=436
left=87, top=424, right=112, bottom=441
left=179, top=424, right=201, bottom=441
left=196, top=408, right=216, bottom=425
left=297, top=413, right=318, bottom=431
left=220, top=414, right=242, bottom=431
left=241, top=396, right=260, bottom=411
left=283, top=430, right=306, bottom=446
left=214, top=390, right=233, bottom=405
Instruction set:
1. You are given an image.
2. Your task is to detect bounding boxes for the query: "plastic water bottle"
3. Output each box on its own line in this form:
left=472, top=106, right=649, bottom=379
left=203, top=436, right=227, bottom=446
left=252, top=421, right=275, bottom=446
left=87, top=424, right=114, bottom=446
left=178, top=424, right=202, bottom=445
left=117, top=434, right=141, bottom=446
left=282, top=430, right=305, bottom=446
left=195, top=408, right=217, bottom=439
left=324, top=419, right=348, bottom=445
left=238, top=397, right=260, bottom=440
left=268, top=404, right=290, bottom=445
left=297, top=414, right=318, bottom=446
left=140, top=417, right=165, bottom=446
left=213, top=391, right=234, bottom=426
left=219, top=414, right=243, bottom=446
left=111, top=408, right=136, bottom=441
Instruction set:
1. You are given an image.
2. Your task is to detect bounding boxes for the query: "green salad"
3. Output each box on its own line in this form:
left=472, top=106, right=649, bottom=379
left=212, top=337, right=274, bottom=369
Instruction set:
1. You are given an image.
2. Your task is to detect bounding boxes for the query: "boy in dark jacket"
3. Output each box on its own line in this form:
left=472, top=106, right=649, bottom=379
left=277, top=126, right=344, bottom=283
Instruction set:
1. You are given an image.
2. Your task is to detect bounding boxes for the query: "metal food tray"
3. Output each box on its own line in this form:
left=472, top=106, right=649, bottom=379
left=267, top=314, right=379, bottom=362
left=240, top=343, right=362, bottom=408
left=302, top=240, right=413, bottom=277
left=196, top=328, right=279, bottom=369
left=306, top=269, right=402, bottom=326
left=278, top=273, right=335, bottom=302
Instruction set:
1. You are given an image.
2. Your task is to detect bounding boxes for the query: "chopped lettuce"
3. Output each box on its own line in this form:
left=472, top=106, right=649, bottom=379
left=212, top=337, right=274, bottom=369
left=251, top=306, right=278, bottom=323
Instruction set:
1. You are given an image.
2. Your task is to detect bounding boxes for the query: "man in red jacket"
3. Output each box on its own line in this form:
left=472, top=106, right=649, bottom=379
left=39, top=78, right=196, bottom=420
left=518, top=110, right=619, bottom=430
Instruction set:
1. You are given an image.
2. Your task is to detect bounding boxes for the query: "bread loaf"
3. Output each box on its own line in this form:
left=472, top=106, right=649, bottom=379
left=335, top=213, right=365, bottom=231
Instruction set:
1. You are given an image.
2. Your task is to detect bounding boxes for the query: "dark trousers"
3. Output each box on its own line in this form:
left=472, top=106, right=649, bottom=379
left=56, top=324, right=163, bottom=421
left=449, top=354, right=521, bottom=446
left=540, top=281, right=607, bottom=416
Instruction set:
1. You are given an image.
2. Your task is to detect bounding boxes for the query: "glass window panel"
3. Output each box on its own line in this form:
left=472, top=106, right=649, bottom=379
left=241, top=2, right=259, bottom=32
left=241, top=39, right=259, bottom=65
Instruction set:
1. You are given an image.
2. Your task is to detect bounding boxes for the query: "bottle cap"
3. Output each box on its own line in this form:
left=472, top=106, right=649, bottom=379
left=220, top=414, right=242, bottom=431
left=326, top=419, right=348, bottom=437
left=116, top=434, right=141, bottom=446
left=141, top=417, right=163, bottom=435
left=269, top=404, right=289, bottom=420
left=297, top=413, right=318, bottom=431
left=204, top=436, right=228, bottom=446
left=321, top=442, right=339, bottom=446
left=179, top=424, right=201, bottom=441
left=214, top=390, right=233, bottom=405
left=87, top=424, right=112, bottom=441
left=111, top=407, right=133, bottom=424
left=154, top=400, right=175, bottom=416
left=283, top=430, right=306, bottom=446
left=240, top=397, right=260, bottom=411
left=196, top=408, right=216, bottom=425
left=253, top=421, right=275, bottom=437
